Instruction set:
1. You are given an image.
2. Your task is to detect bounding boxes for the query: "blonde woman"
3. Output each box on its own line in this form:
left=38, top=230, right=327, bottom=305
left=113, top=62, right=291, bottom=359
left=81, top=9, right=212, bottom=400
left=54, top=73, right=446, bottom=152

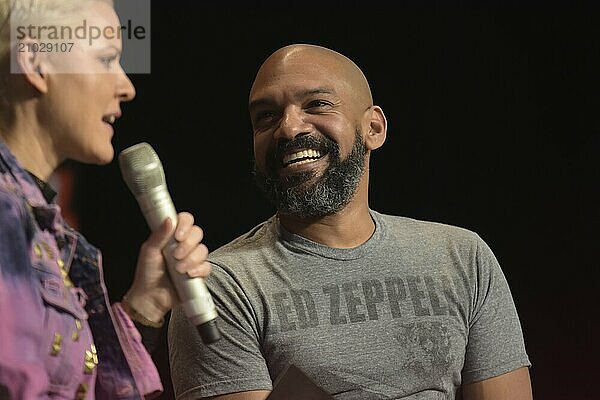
left=0, top=1, right=211, bottom=398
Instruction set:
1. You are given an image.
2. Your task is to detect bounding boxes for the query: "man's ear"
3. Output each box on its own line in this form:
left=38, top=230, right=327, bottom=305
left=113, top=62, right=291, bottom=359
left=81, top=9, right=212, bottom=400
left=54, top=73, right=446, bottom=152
left=364, top=105, right=387, bottom=151
left=14, top=38, right=49, bottom=94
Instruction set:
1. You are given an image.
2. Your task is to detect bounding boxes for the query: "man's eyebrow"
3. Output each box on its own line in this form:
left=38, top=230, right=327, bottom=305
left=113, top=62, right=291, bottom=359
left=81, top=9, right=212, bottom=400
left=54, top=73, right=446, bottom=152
left=299, top=87, right=336, bottom=97
left=249, top=87, right=336, bottom=111
left=248, top=98, right=276, bottom=111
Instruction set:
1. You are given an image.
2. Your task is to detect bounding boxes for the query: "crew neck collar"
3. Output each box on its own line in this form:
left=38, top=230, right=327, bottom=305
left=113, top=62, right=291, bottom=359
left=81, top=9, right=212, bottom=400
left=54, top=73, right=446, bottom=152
left=273, top=210, right=385, bottom=261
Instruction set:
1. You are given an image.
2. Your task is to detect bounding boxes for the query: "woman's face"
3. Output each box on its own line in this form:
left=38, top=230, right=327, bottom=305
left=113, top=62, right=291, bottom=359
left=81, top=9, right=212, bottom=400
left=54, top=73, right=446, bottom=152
left=39, top=1, right=135, bottom=165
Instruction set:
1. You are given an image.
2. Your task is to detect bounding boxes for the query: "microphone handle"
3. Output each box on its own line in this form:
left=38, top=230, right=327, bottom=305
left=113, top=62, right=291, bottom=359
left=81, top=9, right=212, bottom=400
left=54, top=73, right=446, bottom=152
left=136, top=186, right=220, bottom=342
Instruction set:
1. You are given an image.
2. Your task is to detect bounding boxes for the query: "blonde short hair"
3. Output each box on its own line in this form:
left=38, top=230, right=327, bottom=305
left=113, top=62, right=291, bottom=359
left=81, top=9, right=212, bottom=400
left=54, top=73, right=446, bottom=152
left=1, top=0, right=115, bottom=67
left=0, top=0, right=112, bottom=128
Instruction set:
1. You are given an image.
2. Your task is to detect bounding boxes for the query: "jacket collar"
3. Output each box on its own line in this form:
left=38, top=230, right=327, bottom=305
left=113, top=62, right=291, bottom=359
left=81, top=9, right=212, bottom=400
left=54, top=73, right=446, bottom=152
left=0, top=141, right=62, bottom=231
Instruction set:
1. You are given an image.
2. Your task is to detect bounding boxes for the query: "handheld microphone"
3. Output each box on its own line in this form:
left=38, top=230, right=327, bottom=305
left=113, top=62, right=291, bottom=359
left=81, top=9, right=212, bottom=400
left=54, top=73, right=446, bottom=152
left=119, top=142, right=220, bottom=344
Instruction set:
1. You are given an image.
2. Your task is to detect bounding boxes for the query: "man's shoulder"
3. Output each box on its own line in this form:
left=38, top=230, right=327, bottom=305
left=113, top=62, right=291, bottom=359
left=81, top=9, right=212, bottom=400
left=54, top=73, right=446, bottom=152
left=375, top=210, right=483, bottom=245
left=209, top=217, right=276, bottom=263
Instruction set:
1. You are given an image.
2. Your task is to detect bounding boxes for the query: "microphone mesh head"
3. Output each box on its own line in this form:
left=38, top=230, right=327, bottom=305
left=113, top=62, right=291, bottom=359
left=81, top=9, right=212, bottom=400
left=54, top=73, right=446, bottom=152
left=119, top=142, right=166, bottom=196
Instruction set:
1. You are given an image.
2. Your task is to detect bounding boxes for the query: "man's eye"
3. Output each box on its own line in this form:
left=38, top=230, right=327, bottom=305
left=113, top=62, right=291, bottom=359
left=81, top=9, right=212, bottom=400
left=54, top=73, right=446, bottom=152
left=255, top=110, right=276, bottom=122
left=306, top=100, right=332, bottom=109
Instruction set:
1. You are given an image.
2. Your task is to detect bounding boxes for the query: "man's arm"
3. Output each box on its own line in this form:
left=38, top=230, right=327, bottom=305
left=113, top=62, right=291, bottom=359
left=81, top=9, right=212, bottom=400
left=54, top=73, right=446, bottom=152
left=460, top=238, right=532, bottom=398
left=168, top=263, right=273, bottom=399
left=206, top=390, right=271, bottom=400
left=461, top=367, right=532, bottom=400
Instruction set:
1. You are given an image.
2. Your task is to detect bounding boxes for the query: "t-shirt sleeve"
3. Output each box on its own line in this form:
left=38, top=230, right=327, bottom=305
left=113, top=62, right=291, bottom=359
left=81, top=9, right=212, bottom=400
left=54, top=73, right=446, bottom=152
left=168, top=261, right=272, bottom=400
left=461, top=236, right=531, bottom=384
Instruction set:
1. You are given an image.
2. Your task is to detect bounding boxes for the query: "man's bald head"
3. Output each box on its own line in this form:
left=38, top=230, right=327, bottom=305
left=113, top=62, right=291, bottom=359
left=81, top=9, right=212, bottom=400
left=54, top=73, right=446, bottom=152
left=250, top=44, right=373, bottom=110
left=249, top=43, right=388, bottom=219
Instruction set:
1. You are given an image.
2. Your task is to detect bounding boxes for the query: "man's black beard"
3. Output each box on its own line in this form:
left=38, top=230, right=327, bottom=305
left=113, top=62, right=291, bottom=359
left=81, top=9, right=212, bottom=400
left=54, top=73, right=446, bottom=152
left=253, top=129, right=367, bottom=218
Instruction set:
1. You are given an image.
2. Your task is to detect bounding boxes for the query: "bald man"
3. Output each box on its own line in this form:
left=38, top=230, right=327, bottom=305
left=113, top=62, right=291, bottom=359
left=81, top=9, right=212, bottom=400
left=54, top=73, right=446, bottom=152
left=168, top=44, right=532, bottom=400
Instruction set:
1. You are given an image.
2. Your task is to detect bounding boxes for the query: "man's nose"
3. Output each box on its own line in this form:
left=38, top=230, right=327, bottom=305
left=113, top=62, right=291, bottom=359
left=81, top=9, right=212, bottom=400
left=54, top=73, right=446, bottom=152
left=274, top=106, right=311, bottom=141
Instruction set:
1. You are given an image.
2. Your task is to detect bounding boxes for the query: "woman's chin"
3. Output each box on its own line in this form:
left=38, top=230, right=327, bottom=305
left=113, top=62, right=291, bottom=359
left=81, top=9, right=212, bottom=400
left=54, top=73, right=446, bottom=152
left=76, top=147, right=114, bottom=166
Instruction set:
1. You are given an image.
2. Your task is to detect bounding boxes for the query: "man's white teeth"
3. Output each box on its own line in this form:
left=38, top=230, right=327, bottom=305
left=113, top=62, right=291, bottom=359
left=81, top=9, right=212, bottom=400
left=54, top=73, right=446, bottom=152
left=283, top=149, right=322, bottom=166
left=293, top=159, right=314, bottom=166
left=103, top=115, right=116, bottom=124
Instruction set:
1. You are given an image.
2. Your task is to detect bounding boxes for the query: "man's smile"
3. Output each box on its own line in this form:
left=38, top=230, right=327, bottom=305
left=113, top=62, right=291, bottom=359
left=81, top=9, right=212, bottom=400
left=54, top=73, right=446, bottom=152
left=282, top=148, right=324, bottom=167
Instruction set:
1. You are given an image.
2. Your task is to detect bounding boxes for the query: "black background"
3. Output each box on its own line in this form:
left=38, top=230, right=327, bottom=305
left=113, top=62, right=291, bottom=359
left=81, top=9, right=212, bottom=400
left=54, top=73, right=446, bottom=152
left=71, top=1, right=598, bottom=399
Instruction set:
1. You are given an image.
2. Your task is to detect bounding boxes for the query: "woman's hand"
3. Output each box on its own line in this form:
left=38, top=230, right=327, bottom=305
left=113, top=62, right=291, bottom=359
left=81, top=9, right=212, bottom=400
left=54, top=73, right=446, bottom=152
left=123, top=212, right=211, bottom=324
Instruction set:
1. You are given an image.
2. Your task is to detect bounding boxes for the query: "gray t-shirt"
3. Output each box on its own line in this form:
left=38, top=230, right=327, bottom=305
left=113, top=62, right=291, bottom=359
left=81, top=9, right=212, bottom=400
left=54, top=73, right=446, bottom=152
left=169, top=211, right=530, bottom=399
